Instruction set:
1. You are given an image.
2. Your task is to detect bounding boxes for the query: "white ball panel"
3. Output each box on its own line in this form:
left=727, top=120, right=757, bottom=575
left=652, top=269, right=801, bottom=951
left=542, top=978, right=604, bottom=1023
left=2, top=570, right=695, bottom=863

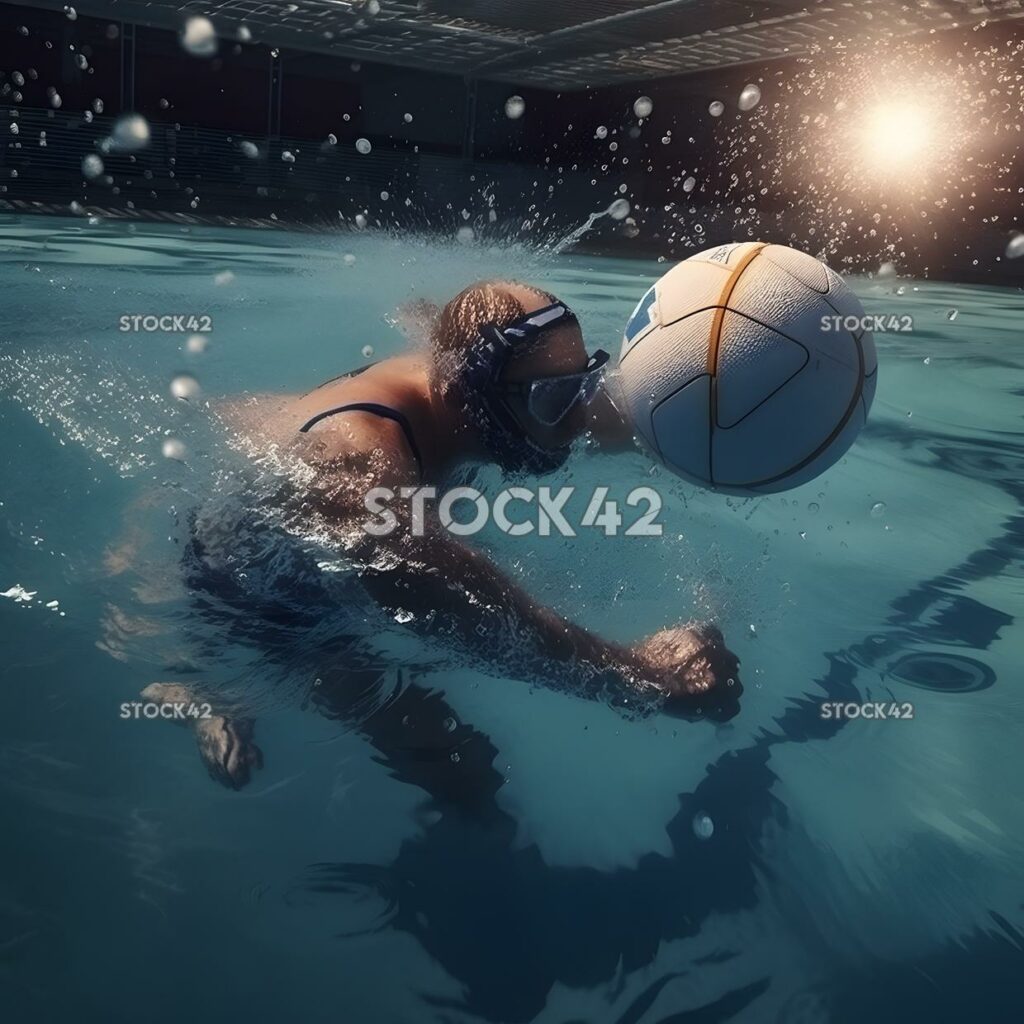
left=711, top=355, right=860, bottom=488
left=860, top=329, right=878, bottom=378
left=761, top=244, right=830, bottom=293
left=746, top=399, right=866, bottom=494
left=654, top=258, right=732, bottom=327
left=619, top=307, right=715, bottom=417
left=726, top=259, right=833, bottom=354
left=861, top=363, right=878, bottom=416
left=685, top=240, right=764, bottom=270
left=715, top=311, right=809, bottom=428
left=651, top=374, right=712, bottom=484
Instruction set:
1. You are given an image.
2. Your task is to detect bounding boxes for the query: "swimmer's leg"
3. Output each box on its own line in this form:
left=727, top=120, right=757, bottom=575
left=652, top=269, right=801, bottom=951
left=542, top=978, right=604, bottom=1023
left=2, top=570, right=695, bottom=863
left=141, top=682, right=264, bottom=790
left=311, top=667, right=510, bottom=825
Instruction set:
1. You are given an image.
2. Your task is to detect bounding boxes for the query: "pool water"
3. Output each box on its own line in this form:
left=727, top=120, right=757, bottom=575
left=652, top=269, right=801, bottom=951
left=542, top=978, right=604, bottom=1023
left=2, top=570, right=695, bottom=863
left=1, top=215, right=1023, bottom=1023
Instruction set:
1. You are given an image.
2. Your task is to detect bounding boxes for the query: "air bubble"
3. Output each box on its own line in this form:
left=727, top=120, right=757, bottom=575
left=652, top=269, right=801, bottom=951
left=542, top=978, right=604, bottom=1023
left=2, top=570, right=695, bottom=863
left=595, top=125, right=608, bottom=139
left=181, top=15, right=217, bottom=57
left=1005, top=233, right=1024, bottom=259
left=361, top=344, right=374, bottom=358
left=692, top=812, right=714, bottom=840
left=633, top=95, right=653, bottom=118
left=708, top=100, right=724, bottom=117
left=355, top=137, right=371, bottom=155
left=870, top=501, right=886, bottom=518
left=161, top=438, right=186, bottom=461
left=170, top=374, right=200, bottom=401
left=108, top=113, right=149, bottom=151
left=738, top=83, right=761, bottom=111
left=504, top=95, right=525, bottom=120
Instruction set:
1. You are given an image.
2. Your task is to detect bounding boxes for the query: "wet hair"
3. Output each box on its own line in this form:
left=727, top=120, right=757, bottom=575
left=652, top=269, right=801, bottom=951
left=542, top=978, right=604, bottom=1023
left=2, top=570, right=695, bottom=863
left=429, top=280, right=553, bottom=399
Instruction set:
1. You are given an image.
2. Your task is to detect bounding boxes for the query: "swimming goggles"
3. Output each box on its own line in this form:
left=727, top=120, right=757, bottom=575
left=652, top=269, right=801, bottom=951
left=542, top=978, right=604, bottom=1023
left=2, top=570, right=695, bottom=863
left=482, top=302, right=611, bottom=426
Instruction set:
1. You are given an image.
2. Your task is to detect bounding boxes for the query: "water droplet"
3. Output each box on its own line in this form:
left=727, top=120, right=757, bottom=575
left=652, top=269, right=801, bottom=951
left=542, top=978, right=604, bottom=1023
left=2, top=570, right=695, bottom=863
left=161, top=437, right=186, bottom=461
left=708, top=100, right=724, bottom=117
left=923, top=356, right=931, bottom=365
left=781, top=581, right=791, bottom=592
left=281, top=149, right=295, bottom=163
left=181, top=15, right=217, bottom=57
left=504, top=95, right=525, bottom=120
left=443, top=716, right=457, bottom=733
left=379, top=190, right=389, bottom=201
left=1005, top=233, right=1024, bottom=260
left=355, top=213, right=367, bottom=229
left=738, top=83, right=761, bottom=111
left=403, top=112, right=413, bottom=123
left=326, top=132, right=337, bottom=145
left=108, top=113, right=149, bottom=151
left=692, top=812, right=714, bottom=840
left=355, top=137, right=372, bottom=155
left=238, top=25, right=252, bottom=43
left=343, top=253, right=356, bottom=266
left=170, top=374, right=200, bottom=401
left=604, top=198, right=630, bottom=221
left=633, top=95, right=653, bottom=118
left=799, top=531, right=807, bottom=539
left=9, top=123, right=18, bottom=136
left=456, top=225, right=475, bottom=244
left=394, top=609, right=414, bottom=624
left=449, top=751, right=461, bottom=763
left=239, top=140, right=259, bottom=159
left=595, top=125, right=608, bottom=139
left=682, top=175, right=696, bottom=192
left=185, top=334, right=208, bottom=354
left=64, top=5, right=77, bottom=20
left=870, top=501, right=886, bottom=518
left=808, top=501, right=820, bottom=514
left=214, top=270, right=234, bottom=286
left=946, top=308, right=958, bottom=321
left=361, top=345, right=374, bottom=359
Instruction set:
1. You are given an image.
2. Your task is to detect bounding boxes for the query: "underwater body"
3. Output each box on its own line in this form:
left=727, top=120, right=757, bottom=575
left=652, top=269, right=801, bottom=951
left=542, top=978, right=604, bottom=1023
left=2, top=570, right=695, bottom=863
left=2, top=214, right=1023, bottom=1022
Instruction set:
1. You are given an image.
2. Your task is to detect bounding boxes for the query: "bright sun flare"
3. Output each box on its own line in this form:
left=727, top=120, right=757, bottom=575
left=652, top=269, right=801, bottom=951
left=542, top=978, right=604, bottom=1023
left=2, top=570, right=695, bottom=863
left=860, top=101, right=935, bottom=168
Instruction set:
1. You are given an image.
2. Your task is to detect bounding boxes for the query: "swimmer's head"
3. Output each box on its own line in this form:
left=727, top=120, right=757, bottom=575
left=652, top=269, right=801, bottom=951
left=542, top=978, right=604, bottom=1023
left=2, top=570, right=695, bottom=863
left=431, top=280, right=606, bottom=472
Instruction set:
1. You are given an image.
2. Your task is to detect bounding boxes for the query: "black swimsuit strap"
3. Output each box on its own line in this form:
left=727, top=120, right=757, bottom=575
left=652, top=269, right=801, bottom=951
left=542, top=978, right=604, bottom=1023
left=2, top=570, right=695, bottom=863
left=299, top=401, right=424, bottom=479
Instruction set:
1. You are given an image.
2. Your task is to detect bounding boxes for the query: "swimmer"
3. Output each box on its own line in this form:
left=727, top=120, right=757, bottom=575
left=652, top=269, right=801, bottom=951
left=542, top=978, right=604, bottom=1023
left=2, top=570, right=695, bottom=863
left=147, top=280, right=740, bottom=789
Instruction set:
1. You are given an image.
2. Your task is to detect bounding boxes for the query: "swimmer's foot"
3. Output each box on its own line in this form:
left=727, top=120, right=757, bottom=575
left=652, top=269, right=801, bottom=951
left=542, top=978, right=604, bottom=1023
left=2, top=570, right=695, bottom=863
left=194, top=715, right=263, bottom=790
left=141, top=682, right=264, bottom=790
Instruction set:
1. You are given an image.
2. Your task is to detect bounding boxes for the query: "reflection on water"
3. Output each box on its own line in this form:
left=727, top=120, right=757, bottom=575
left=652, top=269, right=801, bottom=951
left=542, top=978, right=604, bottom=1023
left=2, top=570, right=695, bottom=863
left=1, top=216, right=1023, bottom=1022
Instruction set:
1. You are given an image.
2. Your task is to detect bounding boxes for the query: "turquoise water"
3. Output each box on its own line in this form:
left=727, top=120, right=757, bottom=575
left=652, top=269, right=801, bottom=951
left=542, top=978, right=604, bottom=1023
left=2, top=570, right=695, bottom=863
left=2, top=215, right=1023, bottom=1023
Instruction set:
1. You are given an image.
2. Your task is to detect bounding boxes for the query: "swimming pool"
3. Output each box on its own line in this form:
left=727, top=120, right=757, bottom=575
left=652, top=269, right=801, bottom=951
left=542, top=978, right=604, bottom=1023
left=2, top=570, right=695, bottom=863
left=2, top=214, right=1023, bottom=1023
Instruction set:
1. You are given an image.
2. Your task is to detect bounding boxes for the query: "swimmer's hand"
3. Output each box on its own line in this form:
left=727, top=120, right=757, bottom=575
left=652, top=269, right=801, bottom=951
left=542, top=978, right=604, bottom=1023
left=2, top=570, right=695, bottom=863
left=141, top=683, right=264, bottom=790
left=628, top=624, right=742, bottom=721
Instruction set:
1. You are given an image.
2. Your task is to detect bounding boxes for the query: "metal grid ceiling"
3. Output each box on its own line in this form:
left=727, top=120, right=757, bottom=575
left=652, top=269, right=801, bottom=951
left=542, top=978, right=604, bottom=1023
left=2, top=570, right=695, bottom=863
left=16, top=0, right=1024, bottom=88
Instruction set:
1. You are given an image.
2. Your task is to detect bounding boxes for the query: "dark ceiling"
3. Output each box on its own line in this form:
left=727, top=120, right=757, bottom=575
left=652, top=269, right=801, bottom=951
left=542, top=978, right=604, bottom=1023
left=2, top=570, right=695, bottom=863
left=13, top=0, right=1024, bottom=88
